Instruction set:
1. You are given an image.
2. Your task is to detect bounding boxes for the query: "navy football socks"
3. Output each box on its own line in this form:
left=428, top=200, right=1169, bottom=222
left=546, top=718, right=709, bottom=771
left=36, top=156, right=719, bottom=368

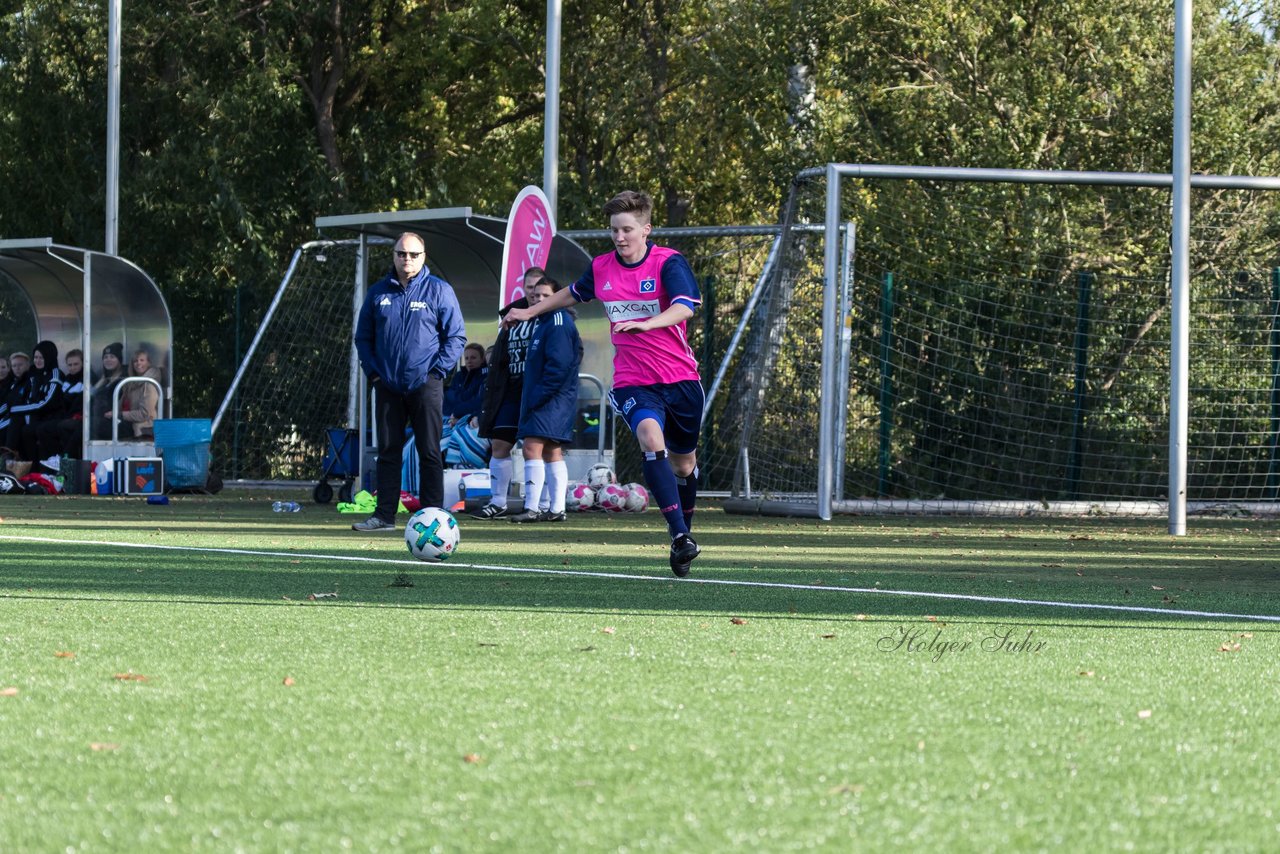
left=642, top=450, right=689, bottom=538
left=675, top=464, right=699, bottom=532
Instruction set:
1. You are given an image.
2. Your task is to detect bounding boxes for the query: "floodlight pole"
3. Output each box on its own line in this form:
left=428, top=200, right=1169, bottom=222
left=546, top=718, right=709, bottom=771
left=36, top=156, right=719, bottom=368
left=1169, top=0, right=1192, bottom=535
left=105, top=0, right=122, bottom=255
left=543, top=0, right=562, bottom=221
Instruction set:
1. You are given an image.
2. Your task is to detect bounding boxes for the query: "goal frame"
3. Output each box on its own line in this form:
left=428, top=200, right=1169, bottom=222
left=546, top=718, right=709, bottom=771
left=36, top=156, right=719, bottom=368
left=803, top=164, right=1280, bottom=526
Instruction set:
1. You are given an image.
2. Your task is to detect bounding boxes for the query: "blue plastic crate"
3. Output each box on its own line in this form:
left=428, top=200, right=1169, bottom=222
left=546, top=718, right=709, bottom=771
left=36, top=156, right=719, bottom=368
left=153, top=418, right=212, bottom=447
left=153, top=419, right=212, bottom=488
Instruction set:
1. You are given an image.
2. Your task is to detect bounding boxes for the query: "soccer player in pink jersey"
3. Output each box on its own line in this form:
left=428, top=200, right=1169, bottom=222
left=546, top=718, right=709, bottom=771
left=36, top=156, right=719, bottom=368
left=505, top=190, right=704, bottom=577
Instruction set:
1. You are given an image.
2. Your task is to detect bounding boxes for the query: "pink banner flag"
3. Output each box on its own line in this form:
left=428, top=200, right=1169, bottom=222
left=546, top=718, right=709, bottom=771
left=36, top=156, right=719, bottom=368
left=499, top=186, right=556, bottom=308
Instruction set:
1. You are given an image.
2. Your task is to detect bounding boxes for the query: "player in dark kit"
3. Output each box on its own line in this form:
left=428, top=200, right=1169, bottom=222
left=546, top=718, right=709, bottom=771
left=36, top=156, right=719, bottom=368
left=507, top=276, right=583, bottom=523
left=504, top=190, right=704, bottom=577
left=473, top=267, right=545, bottom=519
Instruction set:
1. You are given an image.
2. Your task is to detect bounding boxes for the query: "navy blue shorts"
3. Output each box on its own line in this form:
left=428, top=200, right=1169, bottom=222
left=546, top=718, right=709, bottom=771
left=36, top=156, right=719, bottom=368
left=490, top=394, right=522, bottom=443
left=609, top=380, right=704, bottom=455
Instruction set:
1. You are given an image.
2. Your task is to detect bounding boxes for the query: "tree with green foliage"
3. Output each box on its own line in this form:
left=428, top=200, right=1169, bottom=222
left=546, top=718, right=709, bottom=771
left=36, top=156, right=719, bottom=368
left=2, top=0, right=1279, bottom=438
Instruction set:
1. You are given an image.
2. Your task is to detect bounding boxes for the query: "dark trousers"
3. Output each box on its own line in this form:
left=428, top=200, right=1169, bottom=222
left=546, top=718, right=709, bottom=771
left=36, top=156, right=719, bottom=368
left=12, top=417, right=53, bottom=461
left=3, top=419, right=24, bottom=456
left=37, top=418, right=83, bottom=460
left=375, top=377, right=444, bottom=520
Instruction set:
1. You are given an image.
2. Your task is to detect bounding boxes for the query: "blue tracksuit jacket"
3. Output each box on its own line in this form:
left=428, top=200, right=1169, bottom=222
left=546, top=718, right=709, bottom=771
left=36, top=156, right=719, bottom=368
left=354, top=265, right=467, bottom=395
left=517, top=308, right=583, bottom=443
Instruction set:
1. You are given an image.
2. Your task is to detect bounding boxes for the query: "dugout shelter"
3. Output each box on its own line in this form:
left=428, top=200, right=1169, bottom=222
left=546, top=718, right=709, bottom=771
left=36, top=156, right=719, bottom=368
left=0, top=238, right=173, bottom=462
left=212, top=207, right=609, bottom=492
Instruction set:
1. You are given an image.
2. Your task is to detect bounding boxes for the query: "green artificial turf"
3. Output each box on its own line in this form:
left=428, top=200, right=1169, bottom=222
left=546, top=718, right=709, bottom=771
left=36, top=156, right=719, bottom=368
left=1, top=494, right=1278, bottom=851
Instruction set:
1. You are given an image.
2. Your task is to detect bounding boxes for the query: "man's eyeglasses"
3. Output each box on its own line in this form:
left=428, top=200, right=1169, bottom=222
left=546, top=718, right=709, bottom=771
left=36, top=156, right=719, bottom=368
left=395, top=250, right=423, bottom=260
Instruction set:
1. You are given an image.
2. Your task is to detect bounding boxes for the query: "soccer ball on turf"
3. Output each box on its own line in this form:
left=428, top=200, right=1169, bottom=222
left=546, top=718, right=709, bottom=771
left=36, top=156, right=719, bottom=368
left=585, top=463, right=617, bottom=489
left=568, top=482, right=596, bottom=511
left=622, top=482, right=650, bottom=512
left=597, top=483, right=629, bottom=512
left=405, top=507, right=460, bottom=561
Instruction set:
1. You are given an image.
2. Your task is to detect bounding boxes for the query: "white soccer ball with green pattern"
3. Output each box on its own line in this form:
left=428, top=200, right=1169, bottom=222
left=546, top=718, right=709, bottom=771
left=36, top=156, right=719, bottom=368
left=405, top=507, right=460, bottom=561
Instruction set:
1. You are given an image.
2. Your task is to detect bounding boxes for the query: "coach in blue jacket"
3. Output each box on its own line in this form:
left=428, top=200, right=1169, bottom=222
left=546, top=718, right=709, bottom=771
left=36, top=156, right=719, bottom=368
left=352, top=232, right=466, bottom=531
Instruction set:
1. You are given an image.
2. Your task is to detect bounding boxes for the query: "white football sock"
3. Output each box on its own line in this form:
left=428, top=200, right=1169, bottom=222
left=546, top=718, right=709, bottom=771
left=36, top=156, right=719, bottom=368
left=489, top=456, right=513, bottom=508
left=523, top=459, right=546, bottom=513
left=546, top=460, right=568, bottom=513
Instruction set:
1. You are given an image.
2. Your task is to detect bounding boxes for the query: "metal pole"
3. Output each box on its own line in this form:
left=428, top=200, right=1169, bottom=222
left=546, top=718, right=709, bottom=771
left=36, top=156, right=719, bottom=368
left=232, top=280, right=242, bottom=477
left=799, top=164, right=1280, bottom=192
left=1067, top=271, right=1093, bottom=499
left=81, top=254, right=93, bottom=456
left=1269, top=268, right=1280, bottom=499
left=355, top=234, right=370, bottom=491
left=817, top=164, right=841, bottom=520
left=105, top=0, right=122, bottom=255
left=211, top=246, right=306, bottom=435
left=543, top=0, right=562, bottom=221
left=350, top=239, right=366, bottom=430
left=1169, top=0, right=1192, bottom=535
left=834, top=221, right=855, bottom=502
left=877, top=272, right=895, bottom=498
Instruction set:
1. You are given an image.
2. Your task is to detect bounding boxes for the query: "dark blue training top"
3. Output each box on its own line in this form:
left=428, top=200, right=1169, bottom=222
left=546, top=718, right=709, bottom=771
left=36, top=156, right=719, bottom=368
left=354, top=265, right=467, bottom=395
left=517, top=308, right=583, bottom=444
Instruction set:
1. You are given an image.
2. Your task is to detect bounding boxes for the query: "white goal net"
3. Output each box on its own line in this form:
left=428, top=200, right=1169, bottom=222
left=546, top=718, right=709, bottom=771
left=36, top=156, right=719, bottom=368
left=724, top=165, right=1280, bottom=520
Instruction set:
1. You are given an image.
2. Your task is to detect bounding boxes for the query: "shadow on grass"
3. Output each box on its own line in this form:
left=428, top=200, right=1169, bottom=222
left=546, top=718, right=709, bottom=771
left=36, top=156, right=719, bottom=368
left=3, top=536, right=1279, bottom=629
left=4, top=582, right=1274, bottom=637
left=4, top=496, right=1280, bottom=625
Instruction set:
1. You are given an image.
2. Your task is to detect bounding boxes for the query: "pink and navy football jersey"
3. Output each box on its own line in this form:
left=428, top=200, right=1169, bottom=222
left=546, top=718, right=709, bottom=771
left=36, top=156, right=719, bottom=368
left=570, top=244, right=702, bottom=387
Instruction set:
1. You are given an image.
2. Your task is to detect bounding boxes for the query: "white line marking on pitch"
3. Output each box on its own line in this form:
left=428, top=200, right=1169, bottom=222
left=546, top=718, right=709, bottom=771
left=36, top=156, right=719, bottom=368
left=2, top=533, right=1278, bottom=623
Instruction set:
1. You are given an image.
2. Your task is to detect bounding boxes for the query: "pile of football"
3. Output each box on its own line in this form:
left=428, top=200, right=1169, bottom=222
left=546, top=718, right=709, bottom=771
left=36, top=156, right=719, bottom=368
left=565, top=464, right=649, bottom=513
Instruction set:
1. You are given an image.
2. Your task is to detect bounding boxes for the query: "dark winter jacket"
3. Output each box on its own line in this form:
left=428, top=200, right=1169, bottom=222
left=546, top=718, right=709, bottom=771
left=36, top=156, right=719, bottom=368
left=516, top=308, right=583, bottom=444
left=56, top=369, right=85, bottom=420
left=0, top=375, right=13, bottom=432
left=354, top=265, right=467, bottom=396
left=11, top=341, right=64, bottom=424
left=3, top=371, right=31, bottom=425
left=90, top=370, right=127, bottom=440
left=443, top=365, right=487, bottom=422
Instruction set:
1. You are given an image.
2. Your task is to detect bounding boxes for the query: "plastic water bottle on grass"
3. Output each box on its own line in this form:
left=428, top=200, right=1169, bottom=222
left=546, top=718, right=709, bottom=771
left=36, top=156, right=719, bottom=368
left=272, top=501, right=301, bottom=513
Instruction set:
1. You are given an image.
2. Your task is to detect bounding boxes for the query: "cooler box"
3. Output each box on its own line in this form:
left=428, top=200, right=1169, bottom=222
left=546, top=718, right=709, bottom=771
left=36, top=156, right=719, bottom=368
left=114, top=457, right=164, bottom=495
left=153, top=418, right=212, bottom=489
left=443, top=469, right=491, bottom=508
left=459, top=470, right=491, bottom=501
left=92, top=460, right=114, bottom=495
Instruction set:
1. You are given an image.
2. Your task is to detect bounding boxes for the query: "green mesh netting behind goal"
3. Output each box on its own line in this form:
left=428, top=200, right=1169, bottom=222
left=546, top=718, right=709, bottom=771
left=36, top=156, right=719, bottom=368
left=727, top=174, right=1280, bottom=513
left=214, top=240, right=370, bottom=481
